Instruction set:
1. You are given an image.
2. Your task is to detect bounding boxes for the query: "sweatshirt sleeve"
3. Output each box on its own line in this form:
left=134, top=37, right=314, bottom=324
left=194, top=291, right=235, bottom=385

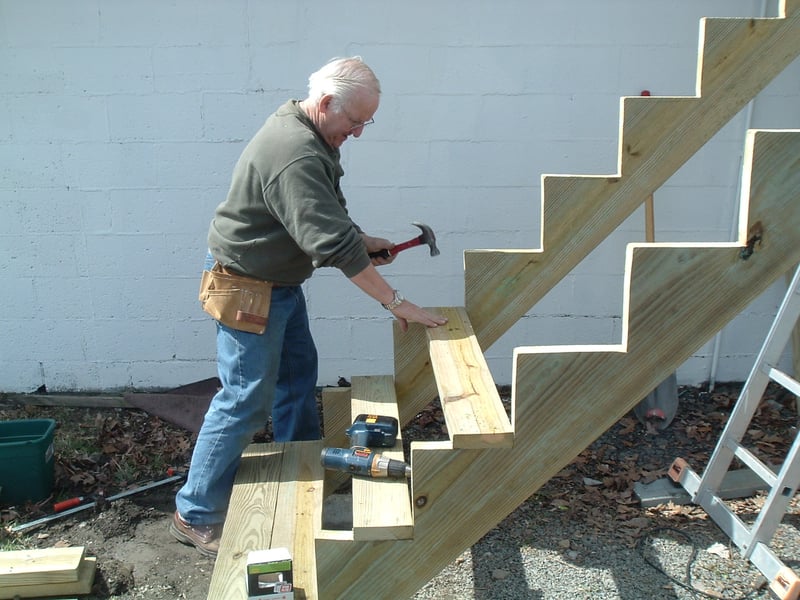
left=265, top=154, right=371, bottom=278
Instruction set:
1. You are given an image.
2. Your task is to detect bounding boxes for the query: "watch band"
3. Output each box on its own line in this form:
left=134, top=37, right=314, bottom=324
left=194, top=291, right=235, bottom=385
left=381, top=290, right=404, bottom=311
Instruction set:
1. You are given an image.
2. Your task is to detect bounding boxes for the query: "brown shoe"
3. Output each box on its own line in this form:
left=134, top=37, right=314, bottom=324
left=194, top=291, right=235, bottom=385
left=170, top=511, right=221, bottom=558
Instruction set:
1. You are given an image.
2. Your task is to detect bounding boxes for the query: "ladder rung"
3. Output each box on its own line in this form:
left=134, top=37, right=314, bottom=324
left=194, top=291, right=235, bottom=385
left=728, top=443, right=778, bottom=487
left=766, top=366, right=800, bottom=398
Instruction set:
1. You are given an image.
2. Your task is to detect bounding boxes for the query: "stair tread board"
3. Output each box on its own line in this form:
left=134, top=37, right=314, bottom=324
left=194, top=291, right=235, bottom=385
left=274, top=441, right=325, bottom=599
left=425, top=307, right=513, bottom=448
left=208, top=441, right=324, bottom=600
left=350, top=376, right=413, bottom=541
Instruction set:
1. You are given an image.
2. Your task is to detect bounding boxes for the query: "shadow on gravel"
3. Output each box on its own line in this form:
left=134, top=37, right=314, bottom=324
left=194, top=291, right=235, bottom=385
left=454, top=384, right=800, bottom=600
left=464, top=501, right=799, bottom=600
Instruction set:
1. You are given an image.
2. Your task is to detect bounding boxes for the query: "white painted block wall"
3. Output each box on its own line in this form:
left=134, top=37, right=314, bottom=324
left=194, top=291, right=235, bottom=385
left=1, top=0, right=798, bottom=393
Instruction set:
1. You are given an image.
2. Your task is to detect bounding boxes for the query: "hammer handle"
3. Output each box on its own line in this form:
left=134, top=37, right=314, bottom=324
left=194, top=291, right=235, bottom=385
left=368, top=236, right=422, bottom=259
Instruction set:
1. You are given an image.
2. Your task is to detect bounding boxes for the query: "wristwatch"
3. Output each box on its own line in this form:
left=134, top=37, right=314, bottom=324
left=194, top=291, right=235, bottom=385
left=381, top=290, right=405, bottom=311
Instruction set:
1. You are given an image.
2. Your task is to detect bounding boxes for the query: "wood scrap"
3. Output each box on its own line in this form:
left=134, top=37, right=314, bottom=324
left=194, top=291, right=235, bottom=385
left=0, top=556, right=95, bottom=599
left=0, top=546, right=84, bottom=586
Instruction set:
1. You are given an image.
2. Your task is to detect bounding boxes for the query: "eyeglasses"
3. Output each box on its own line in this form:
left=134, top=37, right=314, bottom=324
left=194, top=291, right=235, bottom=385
left=341, top=106, right=375, bottom=132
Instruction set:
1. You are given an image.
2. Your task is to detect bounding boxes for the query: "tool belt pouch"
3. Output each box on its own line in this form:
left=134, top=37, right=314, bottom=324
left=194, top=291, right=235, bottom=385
left=198, top=263, right=272, bottom=334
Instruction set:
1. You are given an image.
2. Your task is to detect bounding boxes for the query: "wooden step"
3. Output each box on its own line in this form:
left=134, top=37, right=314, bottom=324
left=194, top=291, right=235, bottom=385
left=425, top=307, right=513, bottom=448
left=208, top=440, right=325, bottom=600
left=349, top=375, right=413, bottom=541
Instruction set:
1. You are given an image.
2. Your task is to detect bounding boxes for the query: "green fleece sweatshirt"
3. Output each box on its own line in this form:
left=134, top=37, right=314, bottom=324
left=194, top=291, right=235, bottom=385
left=207, top=100, right=370, bottom=285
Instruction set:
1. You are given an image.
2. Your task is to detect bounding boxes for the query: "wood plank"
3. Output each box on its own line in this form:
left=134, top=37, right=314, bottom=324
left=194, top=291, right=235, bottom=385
left=321, top=386, right=353, bottom=493
left=0, top=394, right=131, bottom=408
left=350, top=376, right=413, bottom=541
left=0, top=556, right=95, bottom=599
left=318, top=130, right=800, bottom=598
left=208, top=443, right=284, bottom=600
left=208, top=441, right=324, bottom=600
left=321, top=386, right=351, bottom=449
left=393, top=319, right=439, bottom=427
left=271, top=441, right=325, bottom=600
left=0, top=546, right=84, bottom=586
left=425, top=307, right=513, bottom=448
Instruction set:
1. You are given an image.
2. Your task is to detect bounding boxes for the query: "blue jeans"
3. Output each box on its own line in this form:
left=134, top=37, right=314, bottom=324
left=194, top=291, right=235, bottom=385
left=176, top=259, right=320, bottom=525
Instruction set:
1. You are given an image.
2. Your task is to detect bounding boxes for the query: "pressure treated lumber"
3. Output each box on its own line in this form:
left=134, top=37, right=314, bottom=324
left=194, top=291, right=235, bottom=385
left=425, top=307, right=513, bottom=448
left=0, top=556, right=96, bottom=600
left=350, top=376, right=413, bottom=541
left=320, top=386, right=351, bottom=451
left=467, top=5, right=800, bottom=349
left=0, top=546, right=84, bottom=586
left=317, top=130, right=800, bottom=598
left=393, top=4, right=800, bottom=424
left=320, top=386, right=353, bottom=493
left=321, top=5, right=800, bottom=596
left=208, top=441, right=324, bottom=600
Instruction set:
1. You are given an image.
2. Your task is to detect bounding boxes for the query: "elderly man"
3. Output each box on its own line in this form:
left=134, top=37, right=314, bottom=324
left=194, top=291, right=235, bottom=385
left=171, top=56, right=447, bottom=557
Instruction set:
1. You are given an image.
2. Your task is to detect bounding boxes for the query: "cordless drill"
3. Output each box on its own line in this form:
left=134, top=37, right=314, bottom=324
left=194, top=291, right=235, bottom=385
left=321, top=414, right=411, bottom=478
left=320, top=446, right=411, bottom=478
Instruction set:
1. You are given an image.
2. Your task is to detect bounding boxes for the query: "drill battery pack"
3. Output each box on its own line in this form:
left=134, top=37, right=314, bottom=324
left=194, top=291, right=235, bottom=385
left=346, top=414, right=398, bottom=448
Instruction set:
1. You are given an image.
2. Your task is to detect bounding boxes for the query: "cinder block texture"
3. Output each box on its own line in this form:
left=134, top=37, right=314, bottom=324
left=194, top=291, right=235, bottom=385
left=1, top=0, right=798, bottom=392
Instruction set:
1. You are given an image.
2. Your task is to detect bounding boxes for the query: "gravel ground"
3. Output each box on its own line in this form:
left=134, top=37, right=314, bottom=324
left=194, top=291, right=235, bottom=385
left=406, top=383, right=800, bottom=600
left=412, top=496, right=800, bottom=600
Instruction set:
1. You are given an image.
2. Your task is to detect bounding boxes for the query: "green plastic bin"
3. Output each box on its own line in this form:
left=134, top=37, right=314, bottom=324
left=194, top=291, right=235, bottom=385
left=0, top=419, right=56, bottom=505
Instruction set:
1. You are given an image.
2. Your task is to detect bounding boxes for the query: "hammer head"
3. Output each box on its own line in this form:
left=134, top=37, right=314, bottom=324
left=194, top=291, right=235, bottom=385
left=412, top=221, right=440, bottom=256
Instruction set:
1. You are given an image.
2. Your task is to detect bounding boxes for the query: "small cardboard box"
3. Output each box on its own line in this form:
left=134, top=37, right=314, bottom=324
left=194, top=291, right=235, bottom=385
left=246, top=548, right=293, bottom=599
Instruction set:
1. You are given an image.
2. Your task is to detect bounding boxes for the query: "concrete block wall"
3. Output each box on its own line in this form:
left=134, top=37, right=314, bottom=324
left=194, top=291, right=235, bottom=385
left=1, top=0, right=798, bottom=392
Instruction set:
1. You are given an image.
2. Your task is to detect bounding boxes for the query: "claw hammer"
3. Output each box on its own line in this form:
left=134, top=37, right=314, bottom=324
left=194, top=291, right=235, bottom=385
left=369, top=221, right=440, bottom=259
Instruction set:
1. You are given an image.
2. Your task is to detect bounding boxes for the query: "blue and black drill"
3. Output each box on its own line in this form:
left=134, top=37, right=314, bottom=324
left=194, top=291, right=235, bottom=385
left=320, top=414, right=411, bottom=479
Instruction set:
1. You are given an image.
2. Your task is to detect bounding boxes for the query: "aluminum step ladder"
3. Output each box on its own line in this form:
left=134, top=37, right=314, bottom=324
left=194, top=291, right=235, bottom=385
left=668, top=265, right=800, bottom=600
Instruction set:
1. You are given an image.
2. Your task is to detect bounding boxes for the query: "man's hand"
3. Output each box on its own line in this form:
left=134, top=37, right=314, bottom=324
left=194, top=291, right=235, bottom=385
left=347, top=263, right=447, bottom=332
left=388, top=301, right=448, bottom=332
left=361, top=234, right=395, bottom=266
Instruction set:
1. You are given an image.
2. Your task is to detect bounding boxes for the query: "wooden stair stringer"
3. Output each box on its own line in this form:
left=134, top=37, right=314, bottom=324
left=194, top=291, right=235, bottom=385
left=394, top=4, right=800, bottom=422
left=316, top=129, right=800, bottom=599
left=467, top=5, right=800, bottom=348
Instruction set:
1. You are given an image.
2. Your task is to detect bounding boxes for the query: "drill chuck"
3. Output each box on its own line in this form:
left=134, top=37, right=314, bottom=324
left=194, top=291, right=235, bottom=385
left=320, top=446, right=410, bottom=479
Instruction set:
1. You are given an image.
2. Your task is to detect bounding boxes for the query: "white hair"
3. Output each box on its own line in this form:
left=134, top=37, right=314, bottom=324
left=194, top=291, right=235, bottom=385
left=307, top=56, right=381, bottom=111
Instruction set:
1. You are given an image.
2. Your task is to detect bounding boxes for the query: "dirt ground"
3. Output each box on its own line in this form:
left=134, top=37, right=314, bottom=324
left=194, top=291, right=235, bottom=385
left=1, top=382, right=798, bottom=599
left=13, top=488, right=215, bottom=600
